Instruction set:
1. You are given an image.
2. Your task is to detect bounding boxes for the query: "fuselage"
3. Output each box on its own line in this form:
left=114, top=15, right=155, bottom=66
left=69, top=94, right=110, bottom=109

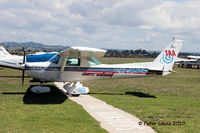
left=25, top=61, right=162, bottom=82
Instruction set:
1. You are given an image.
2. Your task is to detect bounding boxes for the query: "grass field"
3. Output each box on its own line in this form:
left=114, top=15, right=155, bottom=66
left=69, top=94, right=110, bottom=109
left=0, top=68, right=107, bottom=133
left=85, top=58, right=200, bottom=133
left=0, top=58, right=199, bottom=133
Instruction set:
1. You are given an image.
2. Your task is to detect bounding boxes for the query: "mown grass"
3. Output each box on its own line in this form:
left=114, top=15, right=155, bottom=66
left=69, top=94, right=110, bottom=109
left=84, top=58, right=200, bottom=133
left=0, top=67, right=107, bottom=133
left=0, top=58, right=199, bottom=133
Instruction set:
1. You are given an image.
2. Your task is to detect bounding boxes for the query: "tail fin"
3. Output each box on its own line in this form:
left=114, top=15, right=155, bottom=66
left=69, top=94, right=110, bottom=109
left=153, top=39, right=183, bottom=75
left=0, top=46, right=11, bottom=57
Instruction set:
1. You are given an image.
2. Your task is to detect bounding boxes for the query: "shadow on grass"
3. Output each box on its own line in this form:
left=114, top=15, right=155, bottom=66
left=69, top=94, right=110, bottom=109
left=125, top=91, right=157, bottom=98
left=29, top=79, right=42, bottom=82
left=89, top=91, right=157, bottom=98
left=2, top=92, right=26, bottom=95
left=23, top=85, right=68, bottom=104
left=0, top=76, right=30, bottom=78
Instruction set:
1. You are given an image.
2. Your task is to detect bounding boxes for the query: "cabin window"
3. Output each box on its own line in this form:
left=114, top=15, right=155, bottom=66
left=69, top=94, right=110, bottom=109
left=66, top=58, right=80, bottom=66
left=87, top=57, right=102, bottom=66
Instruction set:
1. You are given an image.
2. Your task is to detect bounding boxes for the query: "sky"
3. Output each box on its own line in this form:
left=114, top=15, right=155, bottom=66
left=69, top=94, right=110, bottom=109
left=0, top=0, right=200, bottom=52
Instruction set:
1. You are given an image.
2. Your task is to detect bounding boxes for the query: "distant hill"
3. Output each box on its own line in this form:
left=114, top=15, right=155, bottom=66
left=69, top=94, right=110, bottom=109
left=0, top=42, right=70, bottom=52
left=0, top=41, right=199, bottom=57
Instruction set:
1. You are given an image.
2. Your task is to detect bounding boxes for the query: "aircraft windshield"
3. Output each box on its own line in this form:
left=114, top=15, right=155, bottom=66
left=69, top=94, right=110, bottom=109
left=50, top=55, right=101, bottom=66
left=87, top=57, right=102, bottom=66
left=50, top=55, right=59, bottom=64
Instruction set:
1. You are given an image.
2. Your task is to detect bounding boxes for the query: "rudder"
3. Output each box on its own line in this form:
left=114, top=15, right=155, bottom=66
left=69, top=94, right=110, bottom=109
left=152, top=39, right=184, bottom=75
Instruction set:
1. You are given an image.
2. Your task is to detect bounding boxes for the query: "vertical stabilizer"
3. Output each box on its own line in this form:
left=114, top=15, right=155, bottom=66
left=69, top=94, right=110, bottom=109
left=0, top=46, right=11, bottom=57
left=153, top=39, right=183, bottom=75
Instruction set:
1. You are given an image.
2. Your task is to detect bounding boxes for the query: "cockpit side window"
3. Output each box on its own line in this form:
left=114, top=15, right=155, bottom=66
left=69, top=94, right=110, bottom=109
left=87, top=57, right=102, bottom=66
left=66, top=58, right=80, bottom=66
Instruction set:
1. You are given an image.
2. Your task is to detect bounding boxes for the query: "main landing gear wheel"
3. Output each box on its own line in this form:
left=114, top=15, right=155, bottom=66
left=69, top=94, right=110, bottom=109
left=63, top=81, right=89, bottom=97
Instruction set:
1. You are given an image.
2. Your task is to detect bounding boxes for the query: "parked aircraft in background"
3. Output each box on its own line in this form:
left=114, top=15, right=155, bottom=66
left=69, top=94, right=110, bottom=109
left=0, top=39, right=183, bottom=96
left=0, top=46, right=57, bottom=69
left=176, top=55, right=200, bottom=69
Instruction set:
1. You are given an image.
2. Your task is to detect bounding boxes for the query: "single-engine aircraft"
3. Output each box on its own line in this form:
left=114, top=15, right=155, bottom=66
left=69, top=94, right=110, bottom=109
left=0, top=46, right=57, bottom=69
left=0, top=39, right=183, bottom=96
left=176, top=54, right=200, bottom=69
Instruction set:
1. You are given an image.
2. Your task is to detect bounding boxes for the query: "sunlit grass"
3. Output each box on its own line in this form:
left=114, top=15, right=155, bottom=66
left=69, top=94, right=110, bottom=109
left=84, top=58, right=200, bottom=133
left=0, top=67, right=107, bottom=133
left=0, top=57, right=199, bottom=133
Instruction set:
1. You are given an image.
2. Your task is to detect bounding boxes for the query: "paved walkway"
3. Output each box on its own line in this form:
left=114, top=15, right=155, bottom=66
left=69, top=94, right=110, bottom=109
left=55, top=82, right=156, bottom=133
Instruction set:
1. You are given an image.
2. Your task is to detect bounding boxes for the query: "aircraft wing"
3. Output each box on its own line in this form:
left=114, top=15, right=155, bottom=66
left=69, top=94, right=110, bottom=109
left=187, top=55, right=200, bottom=59
left=59, top=46, right=106, bottom=58
left=175, top=57, right=197, bottom=62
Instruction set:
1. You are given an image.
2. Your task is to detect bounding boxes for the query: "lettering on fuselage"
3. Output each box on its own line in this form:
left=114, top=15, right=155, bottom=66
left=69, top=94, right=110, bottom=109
left=82, top=72, right=114, bottom=77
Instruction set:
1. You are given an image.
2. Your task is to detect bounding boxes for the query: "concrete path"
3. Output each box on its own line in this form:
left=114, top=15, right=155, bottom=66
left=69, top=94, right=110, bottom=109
left=55, top=82, right=156, bottom=133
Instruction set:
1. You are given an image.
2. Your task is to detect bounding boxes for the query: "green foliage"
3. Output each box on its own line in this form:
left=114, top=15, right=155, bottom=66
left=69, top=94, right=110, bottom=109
left=104, top=49, right=156, bottom=58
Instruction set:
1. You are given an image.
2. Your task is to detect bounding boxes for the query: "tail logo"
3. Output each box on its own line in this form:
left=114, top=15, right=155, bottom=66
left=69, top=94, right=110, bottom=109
left=160, top=50, right=176, bottom=64
left=164, top=50, right=176, bottom=56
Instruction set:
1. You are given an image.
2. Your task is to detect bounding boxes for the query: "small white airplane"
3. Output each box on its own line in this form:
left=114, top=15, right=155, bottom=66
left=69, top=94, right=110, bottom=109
left=0, top=46, right=57, bottom=69
left=0, top=46, right=24, bottom=69
left=176, top=54, right=200, bottom=69
left=0, top=39, right=183, bottom=96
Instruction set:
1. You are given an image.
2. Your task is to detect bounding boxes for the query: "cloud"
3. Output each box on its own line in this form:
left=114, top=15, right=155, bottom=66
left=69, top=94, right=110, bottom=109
left=0, top=0, right=199, bottom=52
left=101, top=0, right=162, bottom=27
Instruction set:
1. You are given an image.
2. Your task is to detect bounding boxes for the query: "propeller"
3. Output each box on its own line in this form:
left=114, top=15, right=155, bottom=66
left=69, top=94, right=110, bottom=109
left=22, top=47, right=26, bottom=86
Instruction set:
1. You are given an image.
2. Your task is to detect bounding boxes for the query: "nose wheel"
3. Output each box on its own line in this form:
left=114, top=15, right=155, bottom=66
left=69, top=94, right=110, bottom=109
left=63, top=81, right=89, bottom=97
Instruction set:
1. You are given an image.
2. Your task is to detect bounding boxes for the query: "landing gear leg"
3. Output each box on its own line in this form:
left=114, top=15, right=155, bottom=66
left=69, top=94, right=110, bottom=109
left=63, top=81, right=89, bottom=97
